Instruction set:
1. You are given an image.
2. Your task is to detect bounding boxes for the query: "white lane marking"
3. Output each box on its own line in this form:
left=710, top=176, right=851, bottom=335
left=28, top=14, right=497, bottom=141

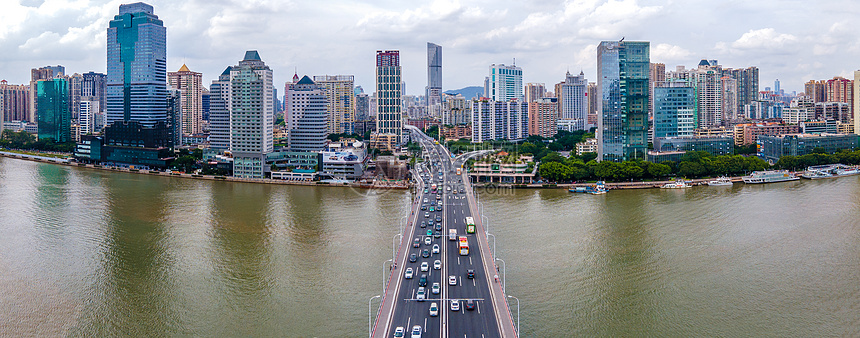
left=469, top=257, right=472, bottom=265
left=473, top=278, right=476, bottom=287
left=476, top=301, right=481, bottom=314
left=458, top=276, right=461, bottom=286
left=424, top=318, right=427, bottom=332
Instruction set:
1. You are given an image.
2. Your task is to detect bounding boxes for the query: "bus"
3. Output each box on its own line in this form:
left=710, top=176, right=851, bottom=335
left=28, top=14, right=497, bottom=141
left=456, top=167, right=461, bottom=175
left=458, top=236, right=469, bottom=255
left=465, top=217, right=476, bottom=234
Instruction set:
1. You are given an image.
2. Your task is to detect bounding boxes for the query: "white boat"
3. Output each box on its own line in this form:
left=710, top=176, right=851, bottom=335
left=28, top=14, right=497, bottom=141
left=569, top=181, right=607, bottom=194
left=801, top=164, right=860, bottom=179
left=742, top=170, right=799, bottom=184
left=706, top=176, right=733, bottom=186
left=661, top=180, right=691, bottom=189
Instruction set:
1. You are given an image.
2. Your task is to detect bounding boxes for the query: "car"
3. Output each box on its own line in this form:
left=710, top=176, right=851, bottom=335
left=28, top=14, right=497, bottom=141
left=423, top=198, right=428, bottom=203
left=436, top=205, right=442, bottom=211
left=421, top=206, right=426, bottom=211
left=460, top=189, right=465, bottom=193
left=404, top=268, right=414, bottom=279
left=453, top=190, right=457, bottom=194
left=432, top=244, right=439, bottom=254
left=429, top=206, right=434, bottom=212
left=433, top=260, right=441, bottom=270
left=420, top=262, right=429, bottom=272
left=434, top=231, right=442, bottom=238
left=416, top=288, right=426, bottom=302
left=437, top=200, right=443, bottom=206
left=465, top=300, right=475, bottom=311
left=467, top=269, right=475, bottom=279
left=419, top=274, right=427, bottom=286
left=413, top=238, right=420, bottom=248
left=424, top=212, right=429, bottom=218
left=420, top=221, right=426, bottom=228
left=422, top=249, right=430, bottom=258
left=409, top=254, right=417, bottom=263
left=426, top=230, right=432, bottom=237
left=394, top=326, right=405, bottom=337
left=411, top=325, right=422, bottom=338
left=434, top=224, right=442, bottom=231
left=424, top=236, right=432, bottom=245
left=432, top=282, right=440, bottom=294
left=435, top=216, right=441, bottom=222
left=449, top=275, right=457, bottom=285
left=429, top=303, right=439, bottom=317
left=447, top=186, right=451, bottom=191
left=423, top=189, right=428, bottom=193
left=450, top=299, right=460, bottom=311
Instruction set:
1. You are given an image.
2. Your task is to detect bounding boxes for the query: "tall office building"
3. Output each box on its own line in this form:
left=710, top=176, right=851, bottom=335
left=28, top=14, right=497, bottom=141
left=228, top=51, right=274, bottom=178
left=36, top=78, right=70, bottom=142
left=597, top=40, right=650, bottom=162
left=729, top=67, right=759, bottom=113
left=1, top=80, right=29, bottom=122
left=167, top=88, right=182, bottom=147
left=693, top=60, right=723, bottom=128
left=587, top=82, right=597, bottom=128
left=556, top=71, right=588, bottom=131
left=208, top=67, right=232, bottom=149
left=654, top=80, right=697, bottom=139
left=105, top=2, right=169, bottom=145
left=375, top=50, right=402, bottom=150
left=471, top=98, right=528, bottom=142
left=528, top=97, right=559, bottom=138
left=488, top=64, right=523, bottom=101
left=441, top=93, right=470, bottom=126
left=825, top=77, right=853, bottom=106
left=168, top=64, right=203, bottom=135
left=805, top=80, right=826, bottom=103
left=355, top=93, right=369, bottom=122
left=29, top=65, right=64, bottom=123
left=525, top=83, right=546, bottom=103
left=313, top=75, right=354, bottom=134
left=201, top=88, right=210, bottom=121
left=427, top=43, right=442, bottom=118
left=79, top=97, right=100, bottom=135
left=81, top=72, right=106, bottom=112
left=68, top=73, right=83, bottom=120
left=854, top=71, right=860, bottom=135
left=287, top=76, right=329, bottom=152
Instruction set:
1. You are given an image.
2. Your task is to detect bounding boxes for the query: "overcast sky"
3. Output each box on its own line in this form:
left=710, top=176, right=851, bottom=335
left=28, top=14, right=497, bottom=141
left=1, top=0, right=858, bottom=95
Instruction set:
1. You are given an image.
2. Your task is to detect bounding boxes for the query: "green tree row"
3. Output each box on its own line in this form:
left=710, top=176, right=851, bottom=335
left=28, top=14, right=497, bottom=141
left=0, top=130, right=76, bottom=153
left=775, top=148, right=860, bottom=171
left=538, top=151, right=771, bottom=182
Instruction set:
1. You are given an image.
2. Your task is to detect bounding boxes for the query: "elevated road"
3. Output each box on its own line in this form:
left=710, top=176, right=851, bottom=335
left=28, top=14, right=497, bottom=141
left=372, top=128, right=516, bottom=337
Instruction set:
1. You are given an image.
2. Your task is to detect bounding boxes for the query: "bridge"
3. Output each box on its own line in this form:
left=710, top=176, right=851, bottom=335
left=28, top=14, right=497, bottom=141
left=370, top=127, right=518, bottom=338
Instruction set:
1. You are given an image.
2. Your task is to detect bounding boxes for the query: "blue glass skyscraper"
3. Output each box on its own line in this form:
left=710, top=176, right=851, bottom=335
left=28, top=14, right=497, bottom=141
left=105, top=2, right=167, bottom=131
left=597, top=40, right=650, bottom=162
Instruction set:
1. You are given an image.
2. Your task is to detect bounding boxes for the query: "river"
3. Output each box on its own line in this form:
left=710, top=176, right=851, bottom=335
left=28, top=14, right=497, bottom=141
left=2, top=156, right=859, bottom=336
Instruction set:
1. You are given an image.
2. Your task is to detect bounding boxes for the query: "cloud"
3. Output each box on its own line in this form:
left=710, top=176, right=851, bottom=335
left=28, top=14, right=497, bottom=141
left=730, top=28, right=798, bottom=50
left=651, top=43, right=692, bottom=63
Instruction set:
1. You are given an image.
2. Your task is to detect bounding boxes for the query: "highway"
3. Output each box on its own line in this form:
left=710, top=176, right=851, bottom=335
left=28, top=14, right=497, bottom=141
left=373, top=128, right=515, bottom=338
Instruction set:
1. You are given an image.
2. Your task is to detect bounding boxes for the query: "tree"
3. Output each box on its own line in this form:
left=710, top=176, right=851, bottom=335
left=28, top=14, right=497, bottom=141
left=776, top=155, right=799, bottom=171
left=540, top=152, right=565, bottom=164
left=647, top=163, right=672, bottom=178
left=594, top=161, right=620, bottom=180
left=173, top=155, right=197, bottom=173
left=580, top=152, right=597, bottom=163
left=538, top=162, right=571, bottom=182
left=620, top=161, right=644, bottom=180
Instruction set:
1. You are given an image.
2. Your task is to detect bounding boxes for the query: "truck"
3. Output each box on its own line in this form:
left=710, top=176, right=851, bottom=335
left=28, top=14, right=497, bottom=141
left=448, top=229, right=457, bottom=241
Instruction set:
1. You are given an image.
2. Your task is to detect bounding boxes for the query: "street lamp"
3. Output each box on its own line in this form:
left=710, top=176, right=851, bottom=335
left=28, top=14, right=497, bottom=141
left=392, top=234, right=402, bottom=261
left=507, top=295, right=520, bottom=335
left=495, top=258, right=506, bottom=293
left=487, top=233, right=496, bottom=261
left=368, top=294, right=381, bottom=338
left=383, top=259, right=392, bottom=294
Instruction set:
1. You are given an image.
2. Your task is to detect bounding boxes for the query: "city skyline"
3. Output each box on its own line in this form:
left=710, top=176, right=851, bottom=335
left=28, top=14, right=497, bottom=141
left=0, top=1, right=858, bottom=95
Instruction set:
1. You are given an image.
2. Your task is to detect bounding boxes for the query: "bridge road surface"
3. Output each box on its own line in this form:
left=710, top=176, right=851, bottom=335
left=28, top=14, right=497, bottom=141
left=373, top=128, right=517, bottom=338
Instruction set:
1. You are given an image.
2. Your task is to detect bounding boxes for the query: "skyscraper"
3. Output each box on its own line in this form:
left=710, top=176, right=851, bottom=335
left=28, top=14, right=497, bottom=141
left=729, top=67, right=759, bottom=114
left=168, top=64, right=203, bottom=135
left=654, top=79, right=697, bottom=139
left=36, top=78, right=70, bottom=142
left=228, top=51, right=274, bottom=178
left=208, top=66, right=232, bottom=150
left=105, top=2, right=168, bottom=143
left=81, top=72, right=106, bottom=113
left=556, top=71, right=588, bottom=131
left=29, top=65, right=64, bottom=123
left=854, top=71, right=860, bottom=136
left=597, top=40, right=650, bottom=162
left=427, top=43, right=442, bottom=118
left=471, top=98, right=528, bottom=143
left=525, top=83, right=546, bottom=103
left=0, top=80, right=29, bottom=122
left=528, top=97, right=558, bottom=138
left=313, top=75, right=355, bottom=134
left=375, top=50, right=402, bottom=150
left=287, top=76, right=329, bottom=152
left=488, top=63, right=523, bottom=101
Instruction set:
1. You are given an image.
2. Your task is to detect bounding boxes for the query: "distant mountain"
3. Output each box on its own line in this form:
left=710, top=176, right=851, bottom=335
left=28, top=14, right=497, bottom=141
left=444, top=86, right=483, bottom=99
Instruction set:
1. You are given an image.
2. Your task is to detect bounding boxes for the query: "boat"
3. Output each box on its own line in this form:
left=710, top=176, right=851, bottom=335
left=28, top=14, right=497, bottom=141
left=742, top=170, right=799, bottom=184
left=706, top=176, right=733, bottom=186
left=800, top=164, right=860, bottom=179
left=569, top=181, right=607, bottom=194
left=661, top=180, right=691, bottom=189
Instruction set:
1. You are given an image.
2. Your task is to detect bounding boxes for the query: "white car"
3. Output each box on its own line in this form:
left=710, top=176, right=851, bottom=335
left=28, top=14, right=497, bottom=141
left=394, top=326, right=405, bottom=337
left=432, top=244, right=439, bottom=254
left=424, top=237, right=432, bottom=245
left=429, top=302, right=439, bottom=317
left=432, top=282, right=440, bottom=294
left=448, top=275, right=457, bottom=285
left=416, top=287, right=426, bottom=301
left=433, top=260, right=441, bottom=270
left=404, top=268, right=413, bottom=279
left=450, top=299, right=460, bottom=311
left=420, top=262, right=429, bottom=272
left=411, top=325, right=422, bottom=338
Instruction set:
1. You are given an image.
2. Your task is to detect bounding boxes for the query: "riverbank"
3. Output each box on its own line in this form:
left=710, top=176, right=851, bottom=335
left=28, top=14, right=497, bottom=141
left=472, top=176, right=754, bottom=190
left=0, top=151, right=410, bottom=190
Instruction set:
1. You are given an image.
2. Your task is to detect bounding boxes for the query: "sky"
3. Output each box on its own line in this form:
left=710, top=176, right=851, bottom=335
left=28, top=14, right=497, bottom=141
left=1, top=0, right=859, bottom=95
